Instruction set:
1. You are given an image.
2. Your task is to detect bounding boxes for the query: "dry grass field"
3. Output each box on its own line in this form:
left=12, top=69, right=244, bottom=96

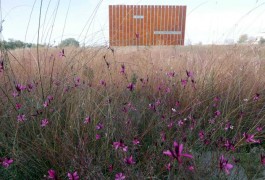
left=1, top=44, right=265, bottom=179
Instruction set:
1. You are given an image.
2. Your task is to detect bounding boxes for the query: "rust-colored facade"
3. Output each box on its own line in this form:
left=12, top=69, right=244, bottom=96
left=109, top=5, right=187, bottom=46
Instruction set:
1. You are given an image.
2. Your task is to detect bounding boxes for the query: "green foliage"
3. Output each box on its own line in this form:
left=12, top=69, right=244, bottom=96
left=238, top=34, right=248, bottom=44
left=59, top=38, right=80, bottom=47
left=259, top=37, right=265, bottom=45
left=0, top=39, right=38, bottom=50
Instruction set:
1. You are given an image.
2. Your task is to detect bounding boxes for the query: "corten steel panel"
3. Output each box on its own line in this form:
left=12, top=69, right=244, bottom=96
left=109, top=5, right=186, bottom=46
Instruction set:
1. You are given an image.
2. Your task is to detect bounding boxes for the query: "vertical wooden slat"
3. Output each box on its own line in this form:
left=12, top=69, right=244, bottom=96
left=157, top=5, right=160, bottom=45
left=169, top=6, right=172, bottom=45
left=120, top=5, right=123, bottom=46
left=113, top=5, right=117, bottom=46
left=155, top=6, right=159, bottom=45
left=139, top=5, right=142, bottom=46
left=173, top=6, right=177, bottom=45
left=144, top=5, right=146, bottom=46
left=117, top=5, right=120, bottom=46
left=111, top=5, right=114, bottom=46
left=150, top=6, right=152, bottom=46
left=153, top=5, right=156, bottom=45
left=126, top=5, right=129, bottom=46
left=143, top=5, right=146, bottom=46
left=167, top=6, right=170, bottom=45
left=167, top=6, right=172, bottom=45
left=123, top=5, right=126, bottom=46
left=165, top=6, right=168, bottom=45
left=119, top=5, right=122, bottom=46
left=114, top=5, right=118, bottom=46
left=172, top=6, right=176, bottom=45
left=161, top=5, right=164, bottom=45
left=143, top=5, right=145, bottom=46
left=109, top=6, right=112, bottom=46
left=179, top=6, right=182, bottom=45
left=147, top=5, right=150, bottom=46
left=177, top=6, right=182, bottom=45
left=136, top=6, right=139, bottom=46
left=132, top=5, right=135, bottom=46
left=129, top=5, right=133, bottom=46
left=181, top=6, right=186, bottom=45
left=121, top=5, right=124, bottom=46
left=180, top=6, right=184, bottom=45
left=168, top=5, right=171, bottom=45
left=151, top=5, right=155, bottom=46
left=124, top=5, right=127, bottom=46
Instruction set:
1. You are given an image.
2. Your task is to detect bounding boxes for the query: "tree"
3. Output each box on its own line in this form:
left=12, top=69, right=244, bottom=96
left=59, top=38, right=79, bottom=47
left=238, top=34, right=248, bottom=44
left=259, top=37, right=265, bottom=45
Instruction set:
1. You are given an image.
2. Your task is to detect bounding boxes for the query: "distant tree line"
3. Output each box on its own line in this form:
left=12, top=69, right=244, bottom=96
left=0, top=39, right=40, bottom=49
left=238, top=34, right=265, bottom=45
left=0, top=38, right=80, bottom=50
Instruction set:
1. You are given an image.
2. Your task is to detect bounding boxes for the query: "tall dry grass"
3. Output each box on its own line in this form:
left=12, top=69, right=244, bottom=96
left=0, top=44, right=265, bottom=179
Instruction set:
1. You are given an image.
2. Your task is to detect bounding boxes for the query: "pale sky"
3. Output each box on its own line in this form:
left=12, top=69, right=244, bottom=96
left=1, top=0, right=265, bottom=45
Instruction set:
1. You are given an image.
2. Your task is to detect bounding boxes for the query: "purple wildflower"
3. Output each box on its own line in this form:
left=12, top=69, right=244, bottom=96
left=261, top=154, right=265, bottom=166
left=165, top=163, right=172, bottom=171
left=27, top=83, right=34, bottom=92
left=167, top=121, right=174, bottom=129
left=163, top=142, right=193, bottom=163
left=41, top=119, right=49, bottom=127
left=47, top=169, right=57, bottom=179
left=84, top=116, right=91, bottom=124
left=224, top=140, right=235, bottom=151
left=0, top=60, right=3, bottom=72
left=243, top=132, right=260, bottom=143
left=59, top=49, right=65, bottom=58
left=254, top=93, right=260, bottom=101
left=124, top=155, right=136, bottom=165
left=16, top=103, right=22, bottom=110
left=199, top=131, right=205, bottom=141
left=100, top=80, right=106, bottom=86
left=165, top=87, right=170, bottom=93
left=96, top=134, right=101, bottom=140
left=166, top=71, right=175, bottom=77
left=74, top=77, right=81, bottom=87
left=178, top=120, right=184, bottom=127
left=127, top=83, right=135, bottom=91
left=115, top=172, right=125, bottom=180
left=213, top=96, right=220, bottom=106
left=15, top=84, right=26, bottom=92
left=148, top=103, right=156, bottom=112
left=214, top=110, right=221, bottom=117
left=12, top=91, right=19, bottom=97
left=188, top=166, right=195, bottom=171
left=17, top=114, right=26, bottom=122
left=214, top=96, right=220, bottom=102
left=120, top=64, right=125, bottom=74
left=160, top=131, right=166, bottom=142
left=108, top=164, right=114, bottom=172
left=43, top=101, right=49, bottom=108
left=1, top=158, right=13, bottom=168
left=67, top=171, right=79, bottom=180
left=219, top=155, right=233, bottom=175
left=257, top=125, right=263, bottom=132
left=127, top=102, right=137, bottom=111
left=96, top=123, right=104, bottom=130
left=135, top=33, right=139, bottom=39
left=113, top=140, right=128, bottom=151
left=186, top=70, right=193, bottom=78
left=181, top=79, right=187, bottom=87
left=133, top=138, right=140, bottom=145
left=175, top=100, right=180, bottom=107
